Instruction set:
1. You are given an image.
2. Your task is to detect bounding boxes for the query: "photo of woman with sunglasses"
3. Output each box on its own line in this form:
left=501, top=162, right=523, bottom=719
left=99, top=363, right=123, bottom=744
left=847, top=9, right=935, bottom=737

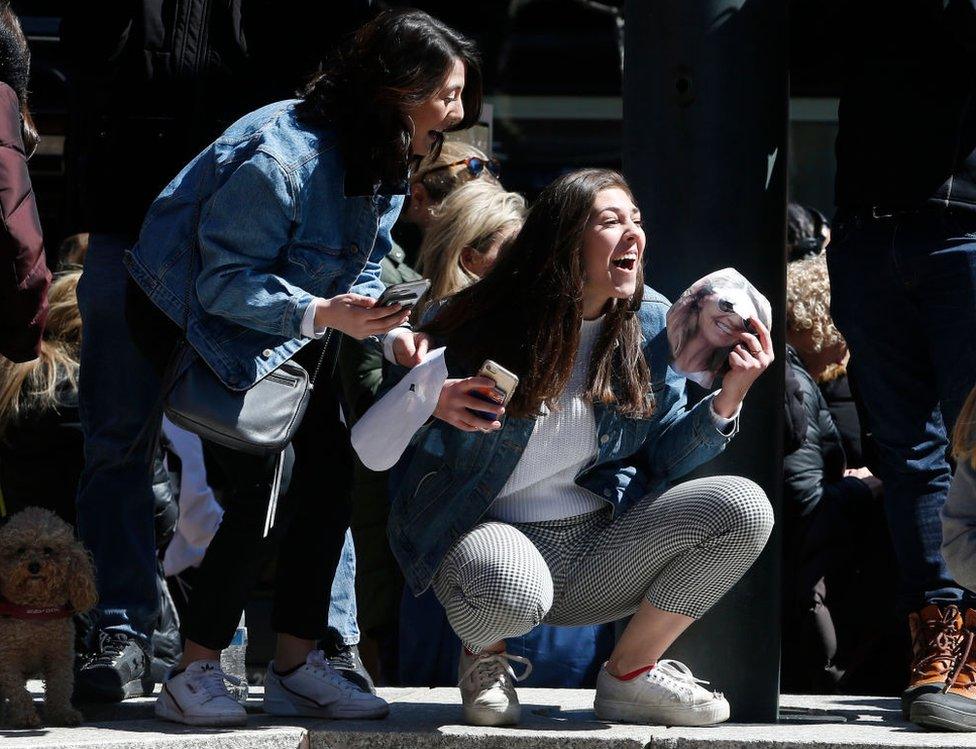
left=666, top=268, right=773, bottom=389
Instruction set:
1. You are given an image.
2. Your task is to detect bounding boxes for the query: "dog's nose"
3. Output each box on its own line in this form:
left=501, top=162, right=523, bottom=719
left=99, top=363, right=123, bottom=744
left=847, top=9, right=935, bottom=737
left=27, top=562, right=40, bottom=574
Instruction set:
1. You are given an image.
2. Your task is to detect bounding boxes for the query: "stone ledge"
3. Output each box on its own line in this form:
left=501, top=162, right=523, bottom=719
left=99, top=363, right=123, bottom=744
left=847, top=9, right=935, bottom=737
left=1, top=686, right=963, bottom=749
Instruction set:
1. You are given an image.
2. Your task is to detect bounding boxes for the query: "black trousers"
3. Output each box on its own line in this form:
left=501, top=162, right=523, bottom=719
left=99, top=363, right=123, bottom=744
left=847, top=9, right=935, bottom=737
left=125, top=280, right=352, bottom=650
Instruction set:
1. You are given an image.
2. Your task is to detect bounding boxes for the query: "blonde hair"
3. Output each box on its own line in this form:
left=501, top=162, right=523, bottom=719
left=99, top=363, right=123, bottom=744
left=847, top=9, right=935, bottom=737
left=414, top=180, right=525, bottom=318
left=786, top=254, right=844, bottom=353
left=0, top=270, right=82, bottom=433
left=411, top=140, right=498, bottom=201
left=954, top=386, right=976, bottom=468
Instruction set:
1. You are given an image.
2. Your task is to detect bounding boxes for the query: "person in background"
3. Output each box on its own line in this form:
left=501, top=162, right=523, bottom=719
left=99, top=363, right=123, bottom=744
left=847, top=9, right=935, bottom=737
left=413, top=179, right=525, bottom=318
left=61, top=0, right=372, bottom=702
left=393, top=140, right=500, bottom=259
left=823, top=3, right=976, bottom=726
left=780, top=254, right=901, bottom=694
left=925, top=386, right=976, bottom=730
left=0, top=1, right=49, bottom=364
left=786, top=202, right=830, bottom=262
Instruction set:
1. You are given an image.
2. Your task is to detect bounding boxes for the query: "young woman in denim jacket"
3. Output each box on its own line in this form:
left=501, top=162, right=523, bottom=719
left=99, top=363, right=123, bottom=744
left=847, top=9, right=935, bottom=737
left=122, top=10, right=482, bottom=727
left=381, top=170, right=775, bottom=727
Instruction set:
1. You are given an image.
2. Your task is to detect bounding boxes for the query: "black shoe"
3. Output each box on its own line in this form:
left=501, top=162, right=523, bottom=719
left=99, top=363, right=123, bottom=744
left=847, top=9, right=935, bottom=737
left=330, top=643, right=375, bottom=694
left=76, top=631, right=155, bottom=702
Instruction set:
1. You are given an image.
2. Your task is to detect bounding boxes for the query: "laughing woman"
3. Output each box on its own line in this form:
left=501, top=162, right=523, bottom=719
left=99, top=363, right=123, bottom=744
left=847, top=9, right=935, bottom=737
left=379, top=169, right=774, bottom=727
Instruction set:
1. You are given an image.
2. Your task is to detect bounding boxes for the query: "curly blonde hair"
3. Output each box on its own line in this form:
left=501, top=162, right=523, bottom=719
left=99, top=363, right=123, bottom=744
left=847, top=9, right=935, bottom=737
left=786, top=254, right=843, bottom=353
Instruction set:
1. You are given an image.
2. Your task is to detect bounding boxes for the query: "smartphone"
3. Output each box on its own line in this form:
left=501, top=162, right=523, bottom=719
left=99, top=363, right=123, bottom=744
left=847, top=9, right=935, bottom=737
left=375, top=279, right=431, bottom=310
left=468, top=359, right=519, bottom=422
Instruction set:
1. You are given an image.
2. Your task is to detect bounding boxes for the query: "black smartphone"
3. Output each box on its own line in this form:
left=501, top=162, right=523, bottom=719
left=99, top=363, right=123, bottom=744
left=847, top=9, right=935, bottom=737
left=375, top=279, right=431, bottom=310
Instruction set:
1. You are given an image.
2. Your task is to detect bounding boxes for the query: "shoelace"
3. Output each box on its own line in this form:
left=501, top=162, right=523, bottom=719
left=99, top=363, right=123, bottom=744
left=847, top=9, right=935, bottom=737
left=944, top=630, right=976, bottom=694
left=915, top=607, right=964, bottom=677
left=305, top=650, right=359, bottom=693
left=458, top=652, right=533, bottom=690
left=85, top=632, right=136, bottom=666
left=650, top=660, right=721, bottom=699
left=328, top=646, right=358, bottom=671
left=189, top=664, right=241, bottom=703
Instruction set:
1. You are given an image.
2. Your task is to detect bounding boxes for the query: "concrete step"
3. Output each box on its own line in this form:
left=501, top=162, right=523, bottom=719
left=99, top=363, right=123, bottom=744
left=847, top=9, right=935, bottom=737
left=2, top=684, right=965, bottom=749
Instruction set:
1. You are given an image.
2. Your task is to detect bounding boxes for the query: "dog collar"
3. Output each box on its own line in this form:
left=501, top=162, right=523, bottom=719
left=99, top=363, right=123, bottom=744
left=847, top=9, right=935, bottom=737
left=0, top=597, right=72, bottom=621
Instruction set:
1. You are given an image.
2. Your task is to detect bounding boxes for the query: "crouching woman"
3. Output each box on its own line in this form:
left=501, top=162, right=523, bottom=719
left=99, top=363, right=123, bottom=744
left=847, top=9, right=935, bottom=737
left=379, top=169, right=774, bottom=727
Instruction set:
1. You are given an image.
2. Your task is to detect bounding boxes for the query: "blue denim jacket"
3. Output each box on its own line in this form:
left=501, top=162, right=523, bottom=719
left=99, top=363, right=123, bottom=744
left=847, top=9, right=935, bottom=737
left=387, top=286, right=737, bottom=594
left=125, top=100, right=404, bottom=390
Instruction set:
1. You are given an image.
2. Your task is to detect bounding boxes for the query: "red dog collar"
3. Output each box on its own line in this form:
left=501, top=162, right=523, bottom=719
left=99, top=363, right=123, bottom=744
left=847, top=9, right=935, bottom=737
left=0, top=598, right=72, bottom=621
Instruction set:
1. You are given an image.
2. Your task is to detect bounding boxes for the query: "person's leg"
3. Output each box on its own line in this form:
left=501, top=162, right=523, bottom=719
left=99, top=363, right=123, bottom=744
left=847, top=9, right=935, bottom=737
left=261, top=372, right=388, bottom=720
left=75, top=233, right=160, bottom=700
left=540, top=476, right=772, bottom=726
left=329, top=530, right=360, bottom=647
left=432, top=521, right=554, bottom=726
left=828, top=214, right=961, bottom=612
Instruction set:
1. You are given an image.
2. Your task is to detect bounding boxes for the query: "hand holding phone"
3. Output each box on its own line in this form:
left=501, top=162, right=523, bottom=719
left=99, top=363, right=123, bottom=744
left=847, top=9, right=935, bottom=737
left=434, top=377, right=506, bottom=432
left=468, top=360, right=519, bottom=423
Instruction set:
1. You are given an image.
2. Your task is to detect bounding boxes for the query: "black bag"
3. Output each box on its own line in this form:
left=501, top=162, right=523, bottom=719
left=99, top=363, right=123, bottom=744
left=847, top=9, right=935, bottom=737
left=163, top=343, right=320, bottom=458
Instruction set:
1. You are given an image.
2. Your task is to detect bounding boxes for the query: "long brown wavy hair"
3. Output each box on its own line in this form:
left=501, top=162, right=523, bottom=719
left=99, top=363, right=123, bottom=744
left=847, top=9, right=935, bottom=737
left=0, top=271, right=81, bottom=435
left=422, top=169, right=653, bottom=419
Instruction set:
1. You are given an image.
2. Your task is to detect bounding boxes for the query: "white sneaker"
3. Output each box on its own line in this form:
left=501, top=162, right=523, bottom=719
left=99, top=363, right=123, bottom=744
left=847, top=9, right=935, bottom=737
left=594, top=659, right=730, bottom=726
left=262, top=650, right=389, bottom=719
left=155, top=660, right=247, bottom=727
left=458, top=649, right=532, bottom=726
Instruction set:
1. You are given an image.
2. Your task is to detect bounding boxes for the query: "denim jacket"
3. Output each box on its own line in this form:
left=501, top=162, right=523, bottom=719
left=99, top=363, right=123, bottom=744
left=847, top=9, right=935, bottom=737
left=387, top=286, right=738, bottom=594
left=125, top=100, right=404, bottom=390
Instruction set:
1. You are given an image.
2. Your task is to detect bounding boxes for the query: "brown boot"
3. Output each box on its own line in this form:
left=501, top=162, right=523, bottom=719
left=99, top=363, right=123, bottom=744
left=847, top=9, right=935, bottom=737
left=909, top=609, right=976, bottom=731
left=901, top=604, right=965, bottom=718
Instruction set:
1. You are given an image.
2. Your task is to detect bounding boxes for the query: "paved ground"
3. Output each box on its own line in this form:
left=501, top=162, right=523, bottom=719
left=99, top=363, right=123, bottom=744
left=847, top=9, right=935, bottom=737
left=1, top=684, right=969, bottom=749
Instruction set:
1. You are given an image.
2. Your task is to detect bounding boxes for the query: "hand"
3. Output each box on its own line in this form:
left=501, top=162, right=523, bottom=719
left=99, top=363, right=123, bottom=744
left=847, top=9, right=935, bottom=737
left=434, top=377, right=505, bottom=433
left=314, top=294, right=409, bottom=340
left=393, top=331, right=431, bottom=368
left=713, top=317, right=775, bottom=418
left=846, top=467, right=884, bottom=498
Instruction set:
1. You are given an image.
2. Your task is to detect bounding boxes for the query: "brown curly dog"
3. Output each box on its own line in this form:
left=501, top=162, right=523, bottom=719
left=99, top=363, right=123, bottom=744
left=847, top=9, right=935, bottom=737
left=0, top=507, right=97, bottom=728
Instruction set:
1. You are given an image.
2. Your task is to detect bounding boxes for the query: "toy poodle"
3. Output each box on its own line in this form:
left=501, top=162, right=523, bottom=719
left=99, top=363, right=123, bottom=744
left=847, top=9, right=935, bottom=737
left=0, top=507, right=97, bottom=728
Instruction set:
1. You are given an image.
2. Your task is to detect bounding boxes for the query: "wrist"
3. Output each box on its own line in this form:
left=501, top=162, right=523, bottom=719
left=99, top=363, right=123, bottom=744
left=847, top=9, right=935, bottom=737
left=713, top=386, right=745, bottom=418
left=313, top=298, right=333, bottom=329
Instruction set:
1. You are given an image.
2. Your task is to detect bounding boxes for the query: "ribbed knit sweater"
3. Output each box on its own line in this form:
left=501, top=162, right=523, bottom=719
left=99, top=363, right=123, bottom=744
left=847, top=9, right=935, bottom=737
left=489, top=316, right=607, bottom=523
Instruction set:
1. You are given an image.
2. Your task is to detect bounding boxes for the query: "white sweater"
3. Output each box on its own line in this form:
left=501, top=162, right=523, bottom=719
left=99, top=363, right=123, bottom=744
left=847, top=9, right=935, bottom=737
left=489, top=317, right=608, bottom=523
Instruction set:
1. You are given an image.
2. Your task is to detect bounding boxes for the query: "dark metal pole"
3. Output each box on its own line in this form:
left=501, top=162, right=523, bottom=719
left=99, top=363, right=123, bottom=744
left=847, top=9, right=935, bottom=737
left=624, top=0, right=788, bottom=723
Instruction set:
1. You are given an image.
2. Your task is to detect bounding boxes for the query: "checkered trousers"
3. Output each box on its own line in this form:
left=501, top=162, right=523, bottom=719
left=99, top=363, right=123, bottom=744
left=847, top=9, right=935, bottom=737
left=431, top=475, right=774, bottom=652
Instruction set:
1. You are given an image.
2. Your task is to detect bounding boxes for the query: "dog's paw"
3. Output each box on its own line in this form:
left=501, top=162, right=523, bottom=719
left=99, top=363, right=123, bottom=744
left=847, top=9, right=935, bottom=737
left=5, top=705, right=42, bottom=730
left=46, top=706, right=84, bottom=727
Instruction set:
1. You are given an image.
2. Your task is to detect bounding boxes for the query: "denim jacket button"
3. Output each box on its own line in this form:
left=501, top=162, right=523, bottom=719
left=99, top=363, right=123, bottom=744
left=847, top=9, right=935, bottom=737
left=603, top=488, right=613, bottom=498
left=599, top=434, right=610, bottom=445
left=350, top=243, right=359, bottom=254
left=262, top=349, right=273, bottom=358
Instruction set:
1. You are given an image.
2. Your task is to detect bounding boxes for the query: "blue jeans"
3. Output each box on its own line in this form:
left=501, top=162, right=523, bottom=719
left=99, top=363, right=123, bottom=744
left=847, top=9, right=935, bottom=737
left=329, top=529, right=360, bottom=645
left=827, top=208, right=976, bottom=613
left=76, top=234, right=161, bottom=647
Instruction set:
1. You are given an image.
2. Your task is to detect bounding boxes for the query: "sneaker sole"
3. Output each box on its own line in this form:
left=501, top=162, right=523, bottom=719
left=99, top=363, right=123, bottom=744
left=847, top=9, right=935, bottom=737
left=77, top=674, right=155, bottom=703
left=910, top=700, right=976, bottom=732
left=155, top=690, right=247, bottom=727
left=594, top=697, right=730, bottom=726
left=263, top=696, right=389, bottom=720
left=462, top=702, right=520, bottom=726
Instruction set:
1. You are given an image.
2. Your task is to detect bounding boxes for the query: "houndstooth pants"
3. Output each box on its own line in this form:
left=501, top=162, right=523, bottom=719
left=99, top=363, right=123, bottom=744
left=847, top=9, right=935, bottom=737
left=432, top=476, right=774, bottom=652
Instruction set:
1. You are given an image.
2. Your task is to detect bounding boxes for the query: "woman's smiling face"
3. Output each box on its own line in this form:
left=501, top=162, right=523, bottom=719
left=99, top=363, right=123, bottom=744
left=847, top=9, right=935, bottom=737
left=581, top=187, right=645, bottom=310
left=698, top=295, right=747, bottom=347
left=405, top=58, right=467, bottom=156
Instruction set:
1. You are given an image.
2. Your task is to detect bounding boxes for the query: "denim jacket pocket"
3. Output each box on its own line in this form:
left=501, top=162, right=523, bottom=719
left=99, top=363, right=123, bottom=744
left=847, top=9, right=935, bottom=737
left=285, top=242, right=346, bottom=279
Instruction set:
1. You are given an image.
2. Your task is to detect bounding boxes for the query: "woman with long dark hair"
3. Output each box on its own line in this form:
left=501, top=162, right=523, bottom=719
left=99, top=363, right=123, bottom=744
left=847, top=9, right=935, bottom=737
left=119, top=9, right=482, bottom=727
left=376, top=169, right=774, bottom=727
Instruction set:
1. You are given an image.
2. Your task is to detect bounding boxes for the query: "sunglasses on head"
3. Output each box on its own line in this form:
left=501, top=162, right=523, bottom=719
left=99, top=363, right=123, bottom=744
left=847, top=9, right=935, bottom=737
left=422, top=156, right=501, bottom=181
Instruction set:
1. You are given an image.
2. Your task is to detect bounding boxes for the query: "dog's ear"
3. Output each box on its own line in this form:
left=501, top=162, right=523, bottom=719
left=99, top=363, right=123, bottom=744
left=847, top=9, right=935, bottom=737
left=65, top=540, right=98, bottom=613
